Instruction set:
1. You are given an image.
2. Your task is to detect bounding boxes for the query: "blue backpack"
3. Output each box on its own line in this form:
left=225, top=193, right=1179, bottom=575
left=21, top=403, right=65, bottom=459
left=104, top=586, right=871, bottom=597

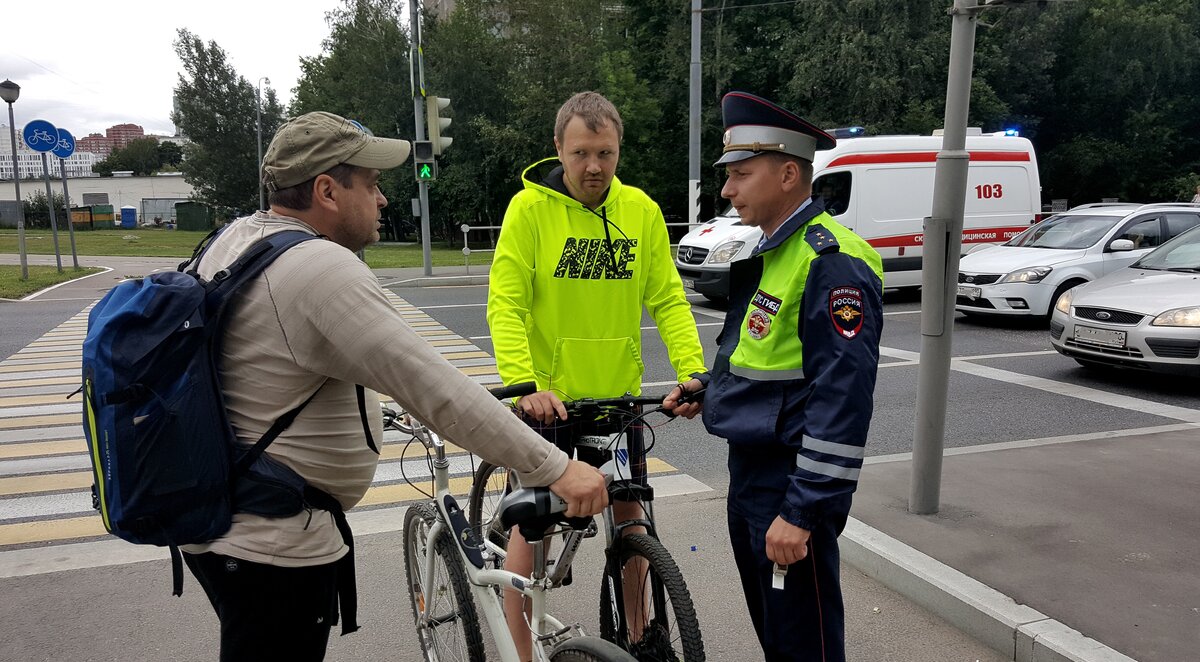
left=81, top=229, right=320, bottom=593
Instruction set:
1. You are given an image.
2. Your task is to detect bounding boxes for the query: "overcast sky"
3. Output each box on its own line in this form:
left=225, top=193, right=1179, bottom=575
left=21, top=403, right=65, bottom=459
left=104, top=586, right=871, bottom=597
left=2, top=0, right=352, bottom=138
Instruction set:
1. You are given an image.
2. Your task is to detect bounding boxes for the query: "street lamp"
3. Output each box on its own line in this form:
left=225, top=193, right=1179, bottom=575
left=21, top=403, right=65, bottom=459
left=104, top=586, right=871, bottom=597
left=0, top=79, right=28, bottom=280
left=256, top=76, right=270, bottom=211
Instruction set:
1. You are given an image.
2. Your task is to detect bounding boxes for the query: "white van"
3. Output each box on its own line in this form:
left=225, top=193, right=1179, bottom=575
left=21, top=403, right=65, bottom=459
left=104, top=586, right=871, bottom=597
left=675, top=131, right=1042, bottom=299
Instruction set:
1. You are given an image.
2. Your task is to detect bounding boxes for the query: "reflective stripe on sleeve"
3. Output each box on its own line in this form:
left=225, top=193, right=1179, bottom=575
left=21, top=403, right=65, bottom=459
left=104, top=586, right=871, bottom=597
left=795, top=454, right=861, bottom=481
left=802, top=434, right=865, bottom=460
left=729, top=364, right=805, bottom=381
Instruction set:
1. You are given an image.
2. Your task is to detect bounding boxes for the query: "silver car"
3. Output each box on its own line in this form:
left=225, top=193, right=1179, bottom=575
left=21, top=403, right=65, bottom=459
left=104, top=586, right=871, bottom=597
left=1050, top=225, right=1200, bottom=375
left=958, top=202, right=1200, bottom=318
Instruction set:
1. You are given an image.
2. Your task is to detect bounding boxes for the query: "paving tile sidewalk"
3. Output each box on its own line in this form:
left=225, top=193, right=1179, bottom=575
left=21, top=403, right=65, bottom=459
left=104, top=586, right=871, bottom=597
left=846, top=428, right=1200, bottom=662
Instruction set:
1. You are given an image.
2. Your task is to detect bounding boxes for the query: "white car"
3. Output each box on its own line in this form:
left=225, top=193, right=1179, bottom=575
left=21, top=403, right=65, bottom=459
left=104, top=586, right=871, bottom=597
left=956, top=203, right=1200, bottom=318
left=1050, top=225, right=1200, bottom=375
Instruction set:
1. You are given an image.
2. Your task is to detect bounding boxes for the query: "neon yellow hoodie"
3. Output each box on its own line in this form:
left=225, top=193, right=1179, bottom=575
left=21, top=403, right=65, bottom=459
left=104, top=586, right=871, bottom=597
left=487, top=158, right=706, bottom=399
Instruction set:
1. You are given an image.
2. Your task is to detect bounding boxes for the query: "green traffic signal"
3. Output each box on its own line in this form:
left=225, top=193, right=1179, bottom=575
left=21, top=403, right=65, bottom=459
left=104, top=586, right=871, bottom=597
left=419, top=163, right=433, bottom=179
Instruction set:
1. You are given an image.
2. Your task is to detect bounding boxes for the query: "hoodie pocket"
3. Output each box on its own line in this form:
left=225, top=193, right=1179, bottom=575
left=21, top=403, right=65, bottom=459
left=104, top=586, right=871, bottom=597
left=549, top=337, right=644, bottom=399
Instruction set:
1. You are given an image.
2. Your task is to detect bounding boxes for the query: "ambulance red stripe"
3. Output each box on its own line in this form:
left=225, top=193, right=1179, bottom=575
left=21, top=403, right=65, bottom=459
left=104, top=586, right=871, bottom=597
left=826, top=151, right=1030, bottom=168
left=867, top=226, right=1030, bottom=249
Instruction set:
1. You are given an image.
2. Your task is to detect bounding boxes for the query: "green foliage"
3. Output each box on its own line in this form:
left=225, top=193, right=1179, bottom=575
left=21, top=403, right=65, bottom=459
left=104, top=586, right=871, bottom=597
left=21, top=189, right=70, bottom=229
left=292, top=0, right=418, bottom=236
left=171, top=29, right=285, bottom=212
left=94, top=137, right=167, bottom=177
left=168, top=0, right=1200, bottom=234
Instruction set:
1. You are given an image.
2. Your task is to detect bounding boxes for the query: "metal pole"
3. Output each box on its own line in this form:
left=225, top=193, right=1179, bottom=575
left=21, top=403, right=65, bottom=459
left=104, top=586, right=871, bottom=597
left=41, top=152, right=63, bottom=272
left=410, top=0, right=433, bottom=277
left=59, top=158, right=79, bottom=268
left=5, top=102, right=28, bottom=280
left=688, top=0, right=702, bottom=228
left=909, top=0, right=981, bottom=515
left=256, top=77, right=269, bottom=212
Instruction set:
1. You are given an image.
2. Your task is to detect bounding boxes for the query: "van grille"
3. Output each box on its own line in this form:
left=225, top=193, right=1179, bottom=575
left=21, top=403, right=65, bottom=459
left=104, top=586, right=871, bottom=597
left=677, top=246, right=709, bottom=265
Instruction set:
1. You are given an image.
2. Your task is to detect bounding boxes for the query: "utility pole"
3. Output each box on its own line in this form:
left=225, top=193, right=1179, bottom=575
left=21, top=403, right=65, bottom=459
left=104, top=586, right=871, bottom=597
left=409, top=0, right=433, bottom=277
left=688, top=0, right=702, bottom=228
left=909, top=0, right=983, bottom=514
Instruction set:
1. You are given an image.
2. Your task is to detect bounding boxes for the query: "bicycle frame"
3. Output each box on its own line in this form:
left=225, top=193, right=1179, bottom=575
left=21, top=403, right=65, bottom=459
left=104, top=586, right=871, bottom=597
left=400, top=412, right=595, bottom=662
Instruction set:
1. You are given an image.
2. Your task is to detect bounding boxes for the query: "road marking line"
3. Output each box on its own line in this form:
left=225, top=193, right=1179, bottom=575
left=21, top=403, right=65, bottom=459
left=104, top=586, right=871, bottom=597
left=866, top=422, right=1200, bottom=465
left=0, top=362, right=78, bottom=374
left=0, top=414, right=79, bottom=430
left=0, top=394, right=79, bottom=407
left=0, top=439, right=85, bottom=460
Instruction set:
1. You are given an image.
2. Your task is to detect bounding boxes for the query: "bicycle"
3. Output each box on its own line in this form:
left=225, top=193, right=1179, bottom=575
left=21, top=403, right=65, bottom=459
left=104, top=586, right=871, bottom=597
left=466, top=391, right=707, bottom=662
left=387, top=382, right=638, bottom=662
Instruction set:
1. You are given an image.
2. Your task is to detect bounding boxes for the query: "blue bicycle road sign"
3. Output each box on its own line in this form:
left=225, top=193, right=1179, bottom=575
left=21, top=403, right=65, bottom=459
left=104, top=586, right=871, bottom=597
left=23, top=119, right=59, bottom=153
left=53, top=128, right=76, bottom=159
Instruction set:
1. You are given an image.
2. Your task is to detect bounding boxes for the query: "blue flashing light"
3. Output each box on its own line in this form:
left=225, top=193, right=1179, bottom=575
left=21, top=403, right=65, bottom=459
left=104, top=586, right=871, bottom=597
left=828, top=126, right=866, bottom=139
left=1003, top=127, right=1020, bottom=137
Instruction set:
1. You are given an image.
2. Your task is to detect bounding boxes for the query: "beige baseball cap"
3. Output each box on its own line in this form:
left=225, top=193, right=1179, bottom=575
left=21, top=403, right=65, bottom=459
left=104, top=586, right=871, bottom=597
left=262, top=111, right=411, bottom=191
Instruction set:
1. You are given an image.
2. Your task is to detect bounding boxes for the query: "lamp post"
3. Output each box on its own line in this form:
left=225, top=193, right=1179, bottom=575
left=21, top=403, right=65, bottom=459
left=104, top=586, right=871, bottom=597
left=256, top=76, right=270, bottom=211
left=0, top=79, right=28, bottom=280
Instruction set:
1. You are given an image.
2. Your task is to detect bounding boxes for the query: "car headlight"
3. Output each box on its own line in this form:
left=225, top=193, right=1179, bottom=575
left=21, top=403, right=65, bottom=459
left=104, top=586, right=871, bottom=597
left=1152, top=307, right=1200, bottom=327
left=707, top=240, right=745, bottom=264
left=999, top=266, right=1053, bottom=284
left=1054, top=287, right=1074, bottom=314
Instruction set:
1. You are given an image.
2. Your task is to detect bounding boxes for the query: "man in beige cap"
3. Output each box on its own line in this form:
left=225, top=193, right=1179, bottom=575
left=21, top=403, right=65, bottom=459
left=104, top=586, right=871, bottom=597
left=181, top=111, right=608, bottom=661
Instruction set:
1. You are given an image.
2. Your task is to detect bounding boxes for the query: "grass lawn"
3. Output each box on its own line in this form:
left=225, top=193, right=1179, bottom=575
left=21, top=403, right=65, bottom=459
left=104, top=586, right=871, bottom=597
left=0, top=229, right=492, bottom=269
left=0, top=265, right=103, bottom=300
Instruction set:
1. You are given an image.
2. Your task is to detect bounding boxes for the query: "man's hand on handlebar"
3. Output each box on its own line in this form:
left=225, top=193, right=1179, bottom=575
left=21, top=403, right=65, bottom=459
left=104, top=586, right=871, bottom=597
left=663, top=378, right=705, bottom=419
left=549, top=460, right=609, bottom=517
left=517, top=390, right=568, bottom=425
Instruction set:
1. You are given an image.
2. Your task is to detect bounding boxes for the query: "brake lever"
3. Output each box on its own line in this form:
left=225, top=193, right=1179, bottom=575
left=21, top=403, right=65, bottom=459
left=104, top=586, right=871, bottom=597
left=657, top=386, right=706, bottom=419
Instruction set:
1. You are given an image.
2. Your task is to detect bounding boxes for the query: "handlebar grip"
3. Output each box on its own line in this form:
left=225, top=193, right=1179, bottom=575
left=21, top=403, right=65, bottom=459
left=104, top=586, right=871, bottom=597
left=487, top=381, right=538, bottom=400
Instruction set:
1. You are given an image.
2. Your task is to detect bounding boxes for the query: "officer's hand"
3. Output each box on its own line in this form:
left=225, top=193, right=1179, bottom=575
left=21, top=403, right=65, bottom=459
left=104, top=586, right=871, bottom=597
left=549, top=460, right=608, bottom=517
left=663, top=378, right=704, bottom=419
left=517, top=391, right=568, bottom=425
left=765, top=516, right=811, bottom=566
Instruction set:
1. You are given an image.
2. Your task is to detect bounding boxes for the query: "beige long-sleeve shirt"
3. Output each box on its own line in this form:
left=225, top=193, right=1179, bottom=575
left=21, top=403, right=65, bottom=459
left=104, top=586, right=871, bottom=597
left=182, top=212, right=568, bottom=566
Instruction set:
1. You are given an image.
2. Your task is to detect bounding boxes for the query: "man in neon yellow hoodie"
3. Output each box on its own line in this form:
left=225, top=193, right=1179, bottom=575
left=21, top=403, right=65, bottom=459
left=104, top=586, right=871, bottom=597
left=487, top=91, right=708, bottom=660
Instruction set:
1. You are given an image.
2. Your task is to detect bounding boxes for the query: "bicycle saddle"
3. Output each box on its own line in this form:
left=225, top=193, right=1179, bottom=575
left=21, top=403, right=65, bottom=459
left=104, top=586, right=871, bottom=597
left=496, top=487, right=593, bottom=541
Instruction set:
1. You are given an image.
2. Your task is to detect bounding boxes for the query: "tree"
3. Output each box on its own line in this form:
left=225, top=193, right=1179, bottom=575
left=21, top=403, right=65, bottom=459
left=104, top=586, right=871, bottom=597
left=157, top=141, right=184, bottom=169
left=94, top=137, right=163, bottom=177
left=292, top=0, right=416, bottom=237
left=172, top=29, right=285, bottom=212
left=21, top=189, right=70, bottom=229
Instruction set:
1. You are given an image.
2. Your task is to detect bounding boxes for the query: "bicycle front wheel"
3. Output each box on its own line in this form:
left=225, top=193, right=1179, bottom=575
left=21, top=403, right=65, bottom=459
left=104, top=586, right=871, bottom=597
left=599, top=533, right=705, bottom=661
left=403, top=502, right=485, bottom=662
left=465, top=460, right=512, bottom=566
left=549, top=636, right=638, bottom=662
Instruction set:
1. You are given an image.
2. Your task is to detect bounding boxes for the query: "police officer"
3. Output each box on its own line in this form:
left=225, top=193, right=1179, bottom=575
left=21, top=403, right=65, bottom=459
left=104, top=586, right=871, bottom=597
left=701, top=92, right=884, bottom=661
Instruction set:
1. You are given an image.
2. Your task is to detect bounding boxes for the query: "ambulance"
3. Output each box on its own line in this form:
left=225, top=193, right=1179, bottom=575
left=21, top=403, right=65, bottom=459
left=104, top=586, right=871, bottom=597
left=675, top=130, right=1042, bottom=299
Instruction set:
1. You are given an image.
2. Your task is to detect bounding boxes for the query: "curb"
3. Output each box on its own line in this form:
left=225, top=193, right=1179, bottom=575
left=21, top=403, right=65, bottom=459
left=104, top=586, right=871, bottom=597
left=841, top=517, right=1136, bottom=662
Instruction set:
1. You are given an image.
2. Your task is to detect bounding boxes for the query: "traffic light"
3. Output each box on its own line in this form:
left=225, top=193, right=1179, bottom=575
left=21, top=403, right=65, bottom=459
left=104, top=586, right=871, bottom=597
left=413, top=140, right=437, bottom=181
left=425, top=96, right=453, bottom=155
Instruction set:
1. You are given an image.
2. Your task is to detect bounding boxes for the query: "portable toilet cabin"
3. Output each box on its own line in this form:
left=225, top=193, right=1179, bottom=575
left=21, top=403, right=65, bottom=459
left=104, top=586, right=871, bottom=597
left=120, top=206, right=137, bottom=229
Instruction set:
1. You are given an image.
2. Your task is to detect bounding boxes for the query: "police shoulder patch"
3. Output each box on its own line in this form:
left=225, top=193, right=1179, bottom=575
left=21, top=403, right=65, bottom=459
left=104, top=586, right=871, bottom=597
left=805, top=223, right=840, bottom=254
left=829, top=286, right=865, bottom=339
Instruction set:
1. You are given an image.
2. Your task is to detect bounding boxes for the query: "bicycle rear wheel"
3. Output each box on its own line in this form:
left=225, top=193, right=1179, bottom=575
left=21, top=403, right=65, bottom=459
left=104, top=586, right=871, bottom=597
left=550, top=636, right=638, bottom=661
left=465, top=460, right=512, bottom=566
left=403, top=502, right=485, bottom=662
left=599, top=533, right=705, bottom=662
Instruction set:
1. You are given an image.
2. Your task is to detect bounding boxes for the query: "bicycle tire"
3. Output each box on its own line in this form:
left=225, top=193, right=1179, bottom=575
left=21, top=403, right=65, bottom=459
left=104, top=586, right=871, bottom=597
left=599, top=533, right=705, bottom=662
left=550, top=636, right=639, bottom=662
left=403, top=502, right=485, bottom=662
left=465, top=460, right=512, bottom=566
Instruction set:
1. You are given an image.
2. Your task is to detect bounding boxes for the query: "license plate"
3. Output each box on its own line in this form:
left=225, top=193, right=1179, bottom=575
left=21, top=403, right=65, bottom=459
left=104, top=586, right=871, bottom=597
left=682, top=278, right=695, bottom=289
left=957, top=285, right=981, bottom=300
left=1074, top=324, right=1126, bottom=348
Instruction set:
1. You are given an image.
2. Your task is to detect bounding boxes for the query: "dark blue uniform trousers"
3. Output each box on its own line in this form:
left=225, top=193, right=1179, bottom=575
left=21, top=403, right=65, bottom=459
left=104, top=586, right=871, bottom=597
left=727, top=445, right=846, bottom=662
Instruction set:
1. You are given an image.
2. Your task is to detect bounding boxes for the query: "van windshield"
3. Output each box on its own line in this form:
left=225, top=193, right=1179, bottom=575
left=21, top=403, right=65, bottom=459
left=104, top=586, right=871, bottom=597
left=1004, top=214, right=1118, bottom=250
